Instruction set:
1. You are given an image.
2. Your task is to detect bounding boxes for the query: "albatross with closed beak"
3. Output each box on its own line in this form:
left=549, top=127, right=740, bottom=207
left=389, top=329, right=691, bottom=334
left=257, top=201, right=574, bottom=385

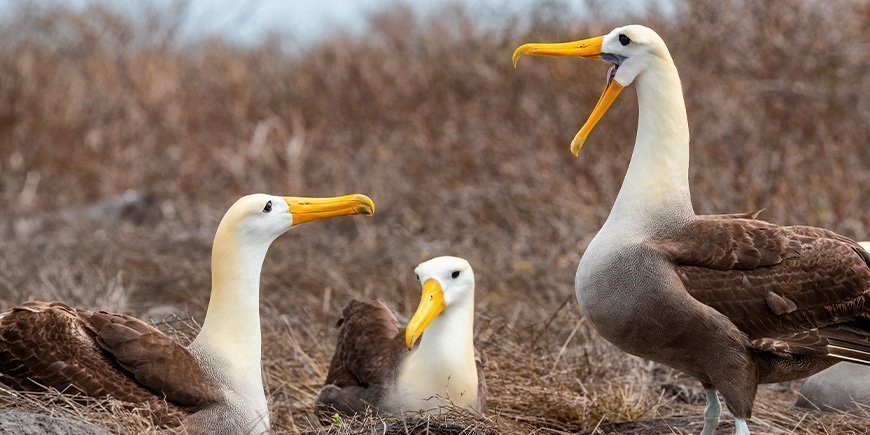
left=0, top=193, right=374, bottom=434
left=316, top=256, right=485, bottom=415
left=514, top=25, right=869, bottom=435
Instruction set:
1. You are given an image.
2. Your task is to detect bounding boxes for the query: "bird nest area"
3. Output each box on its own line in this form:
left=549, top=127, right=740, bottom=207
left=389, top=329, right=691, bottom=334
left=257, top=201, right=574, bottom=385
left=1, top=229, right=868, bottom=435
left=0, top=0, right=868, bottom=434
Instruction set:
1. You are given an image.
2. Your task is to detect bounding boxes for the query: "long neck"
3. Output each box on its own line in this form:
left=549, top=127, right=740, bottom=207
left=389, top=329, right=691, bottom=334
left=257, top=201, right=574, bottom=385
left=192, top=226, right=269, bottom=392
left=607, top=54, right=694, bottom=228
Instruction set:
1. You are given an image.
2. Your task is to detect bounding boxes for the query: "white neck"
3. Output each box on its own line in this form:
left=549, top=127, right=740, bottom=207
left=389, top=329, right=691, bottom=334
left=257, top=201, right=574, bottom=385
left=607, top=53, right=694, bottom=229
left=415, top=295, right=475, bottom=359
left=191, top=225, right=268, bottom=399
left=394, top=292, right=478, bottom=410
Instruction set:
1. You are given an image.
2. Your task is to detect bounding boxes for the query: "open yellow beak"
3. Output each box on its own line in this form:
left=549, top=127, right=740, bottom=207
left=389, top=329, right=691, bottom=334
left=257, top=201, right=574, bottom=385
left=283, top=194, right=375, bottom=227
left=513, top=35, right=624, bottom=156
left=405, top=278, right=445, bottom=350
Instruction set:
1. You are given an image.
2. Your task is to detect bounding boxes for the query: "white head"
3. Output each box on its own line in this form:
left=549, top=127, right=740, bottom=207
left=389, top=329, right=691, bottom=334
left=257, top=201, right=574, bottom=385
left=596, top=25, right=669, bottom=88
left=404, top=256, right=475, bottom=349
left=513, top=25, right=670, bottom=155
left=215, top=193, right=375, bottom=248
left=201, top=192, right=374, bottom=369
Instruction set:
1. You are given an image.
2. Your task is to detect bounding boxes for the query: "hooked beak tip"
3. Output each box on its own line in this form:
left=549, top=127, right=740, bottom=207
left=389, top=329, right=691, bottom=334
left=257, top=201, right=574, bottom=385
left=511, top=50, right=523, bottom=68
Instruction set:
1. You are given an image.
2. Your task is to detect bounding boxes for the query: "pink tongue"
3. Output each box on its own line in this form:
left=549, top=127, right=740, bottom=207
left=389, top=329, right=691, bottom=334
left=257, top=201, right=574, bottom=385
left=607, top=65, right=617, bottom=85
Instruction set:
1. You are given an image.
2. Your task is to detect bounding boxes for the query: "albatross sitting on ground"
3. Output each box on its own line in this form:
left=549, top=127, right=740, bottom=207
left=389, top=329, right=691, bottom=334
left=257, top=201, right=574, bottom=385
left=315, top=256, right=485, bottom=415
left=0, top=193, right=374, bottom=434
left=514, top=25, right=869, bottom=435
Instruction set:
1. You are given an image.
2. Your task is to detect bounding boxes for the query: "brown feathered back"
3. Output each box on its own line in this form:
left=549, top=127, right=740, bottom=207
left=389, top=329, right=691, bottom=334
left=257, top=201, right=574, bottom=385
left=0, top=301, right=222, bottom=423
left=324, top=300, right=405, bottom=388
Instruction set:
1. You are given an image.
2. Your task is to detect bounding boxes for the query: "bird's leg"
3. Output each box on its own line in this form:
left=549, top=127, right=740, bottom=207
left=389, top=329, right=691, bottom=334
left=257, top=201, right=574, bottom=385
left=708, top=362, right=756, bottom=435
left=734, top=418, right=750, bottom=435
left=700, top=389, right=721, bottom=435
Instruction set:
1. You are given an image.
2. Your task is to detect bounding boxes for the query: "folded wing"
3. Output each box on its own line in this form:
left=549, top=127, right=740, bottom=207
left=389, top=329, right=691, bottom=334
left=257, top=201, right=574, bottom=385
left=658, top=216, right=869, bottom=364
left=0, top=301, right=221, bottom=422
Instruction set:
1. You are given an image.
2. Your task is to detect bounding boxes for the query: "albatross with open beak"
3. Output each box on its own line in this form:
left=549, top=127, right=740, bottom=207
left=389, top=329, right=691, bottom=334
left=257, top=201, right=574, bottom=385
left=0, top=193, right=374, bottom=434
left=514, top=25, right=869, bottom=435
left=316, top=256, right=485, bottom=415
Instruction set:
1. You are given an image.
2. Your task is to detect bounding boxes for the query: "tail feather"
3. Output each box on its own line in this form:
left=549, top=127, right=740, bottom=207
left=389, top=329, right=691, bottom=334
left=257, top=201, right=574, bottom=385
left=822, top=241, right=870, bottom=365
left=827, top=347, right=870, bottom=365
left=822, top=321, right=870, bottom=366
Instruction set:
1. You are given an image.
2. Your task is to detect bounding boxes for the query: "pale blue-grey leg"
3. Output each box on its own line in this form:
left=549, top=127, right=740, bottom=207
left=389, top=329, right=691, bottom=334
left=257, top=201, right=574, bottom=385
left=734, top=418, right=750, bottom=435
left=701, top=389, right=721, bottom=435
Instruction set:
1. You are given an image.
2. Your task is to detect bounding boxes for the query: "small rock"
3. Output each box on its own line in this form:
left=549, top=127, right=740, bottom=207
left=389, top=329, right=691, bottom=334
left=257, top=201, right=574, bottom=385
left=0, top=409, right=111, bottom=435
left=795, top=363, right=870, bottom=411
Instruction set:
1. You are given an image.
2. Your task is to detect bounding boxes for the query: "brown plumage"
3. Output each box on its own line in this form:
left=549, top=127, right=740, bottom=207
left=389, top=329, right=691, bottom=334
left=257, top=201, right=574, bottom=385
left=577, top=212, right=869, bottom=425
left=0, top=301, right=221, bottom=424
left=315, top=300, right=408, bottom=414
left=665, top=216, right=869, bottom=359
left=316, top=299, right=487, bottom=415
left=654, top=214, right=870, bottom=416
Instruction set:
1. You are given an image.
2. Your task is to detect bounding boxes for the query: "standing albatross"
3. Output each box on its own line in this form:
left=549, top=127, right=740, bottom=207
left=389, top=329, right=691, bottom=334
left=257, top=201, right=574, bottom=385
left=514, top=25, right=869, bottom=435
left=315, top=256, right=485, bottom=415
left=0, top=193, right=374, bottom=434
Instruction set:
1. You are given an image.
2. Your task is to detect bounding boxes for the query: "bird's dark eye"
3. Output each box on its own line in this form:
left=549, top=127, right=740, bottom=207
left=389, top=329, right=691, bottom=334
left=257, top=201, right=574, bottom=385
left=451, top=271, right=460, bottom=279
left=415, top=274, right=420, bottom=281
left=618, top=34, right=630, bottom=46
left=263, top=201, right=272, bottom=213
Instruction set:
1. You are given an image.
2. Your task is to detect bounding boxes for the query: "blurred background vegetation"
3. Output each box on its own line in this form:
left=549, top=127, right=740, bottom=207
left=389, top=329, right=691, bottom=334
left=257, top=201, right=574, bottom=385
left=0, top=0, right=867, bottom=433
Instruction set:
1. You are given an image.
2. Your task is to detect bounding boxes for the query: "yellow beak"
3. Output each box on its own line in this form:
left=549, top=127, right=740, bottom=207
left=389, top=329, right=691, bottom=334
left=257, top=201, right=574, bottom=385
left=283, top=194, right=375, bottom=227
left=512, top=36, right=604, bottom=67
left=405, top=278, right=445, bottom=350
left=513, top=35, right=624, bottom=156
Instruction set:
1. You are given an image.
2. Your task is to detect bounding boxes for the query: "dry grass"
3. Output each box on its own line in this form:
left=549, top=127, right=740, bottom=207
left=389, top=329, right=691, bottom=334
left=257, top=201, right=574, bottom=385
left=0, top=0, right=868, bottom=433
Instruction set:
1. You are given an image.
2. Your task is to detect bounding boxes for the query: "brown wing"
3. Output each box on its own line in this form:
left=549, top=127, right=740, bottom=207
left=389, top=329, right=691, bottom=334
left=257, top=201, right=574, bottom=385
left=83, top=310, right=222, bottom=406
left=316, top=299, right=405, bottom=414
left=658, top=216, right=869, bottom=363
left=0, top=301, right=221, bottom=417
left=323, top=299, right=405, bottom=387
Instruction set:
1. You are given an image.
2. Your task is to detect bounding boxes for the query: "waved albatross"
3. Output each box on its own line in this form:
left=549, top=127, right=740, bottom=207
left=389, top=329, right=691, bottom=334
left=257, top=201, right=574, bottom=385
left=0, top=193, right=374, bottom=434
left=514, top=25, right=869, bottom=435
left=315, top=256, right=485, bottom=415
